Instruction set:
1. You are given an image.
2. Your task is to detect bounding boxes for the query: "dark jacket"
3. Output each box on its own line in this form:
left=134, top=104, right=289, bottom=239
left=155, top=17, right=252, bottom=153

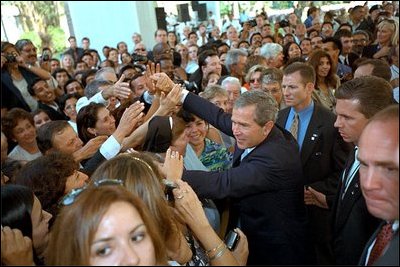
left=182, top=93, right=309, bottom=265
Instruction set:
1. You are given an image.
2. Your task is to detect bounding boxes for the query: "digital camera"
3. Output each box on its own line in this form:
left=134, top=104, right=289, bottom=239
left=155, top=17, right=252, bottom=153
left=5, top=54, right=17, bottom=63
left=224, top=230, right=240, bottom=251
left=162, top=179, right=178, bottom=202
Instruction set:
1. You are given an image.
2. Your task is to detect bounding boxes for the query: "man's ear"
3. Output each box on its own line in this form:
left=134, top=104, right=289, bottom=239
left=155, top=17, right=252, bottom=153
left=263, top=121, right=275, bottom=136
left=306, top=82, right=315, bottom=95
left=87, top=128, right=97, bottom=136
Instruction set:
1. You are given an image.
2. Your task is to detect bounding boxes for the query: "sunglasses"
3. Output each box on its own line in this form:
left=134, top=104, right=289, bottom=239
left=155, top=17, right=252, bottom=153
left=58, top=179, right=124, bottom=207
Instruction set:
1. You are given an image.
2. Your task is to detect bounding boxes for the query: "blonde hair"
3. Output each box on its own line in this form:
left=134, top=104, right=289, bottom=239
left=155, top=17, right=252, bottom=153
left=377, top=19, right=399, bottom=46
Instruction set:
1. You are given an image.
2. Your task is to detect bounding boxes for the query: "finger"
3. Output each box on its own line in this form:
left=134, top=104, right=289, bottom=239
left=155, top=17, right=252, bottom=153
left=156, top=63, right=161, bottom=73
left=116, top=74, right=126, bottom=85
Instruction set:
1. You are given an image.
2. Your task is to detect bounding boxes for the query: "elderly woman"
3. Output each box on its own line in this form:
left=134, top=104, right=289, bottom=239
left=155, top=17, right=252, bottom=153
left=2, top=108, right=42, bottom=161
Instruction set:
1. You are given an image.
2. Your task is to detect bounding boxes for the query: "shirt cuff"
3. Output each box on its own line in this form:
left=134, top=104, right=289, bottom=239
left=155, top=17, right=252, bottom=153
left=143, top=91, right=154, bottom=104
left=100, top=135, right=122, bottom=160
left=181, top=88, right=190, bottom=103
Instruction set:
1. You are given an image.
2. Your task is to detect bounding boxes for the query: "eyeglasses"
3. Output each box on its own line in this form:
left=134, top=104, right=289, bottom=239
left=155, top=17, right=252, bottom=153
left=250, top=78, right=261, bottom=83
left=58, top=179, right=123, bottom=207
left=135, top=48, right=146, bottom=52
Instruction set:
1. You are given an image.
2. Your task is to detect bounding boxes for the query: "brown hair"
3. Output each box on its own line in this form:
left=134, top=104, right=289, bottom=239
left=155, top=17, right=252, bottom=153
left=307, top=49, right=338, bottom=89
left=47, top=185, right=167, bottom=265
left=90, top=153, right=183, bottom=255
left=14, top=152, right=78, bottom=217
left=283, top=62, right=316, bottom=85
left=1, top=108, right=34, bottom=141
left=335, top=76, right=394, bottom=118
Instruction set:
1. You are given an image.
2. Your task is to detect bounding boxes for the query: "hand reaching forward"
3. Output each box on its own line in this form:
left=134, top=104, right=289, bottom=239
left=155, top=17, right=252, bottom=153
left=150, top=72, right=175, bottom=93
left=113, top=101, right=145, bottom=143
left=162, top=148, right=184, bottom=181
left=172, top=180, right=208, bottom=228
left=73, top=135, right=108, bottom=162
left=158, top=83, right=183, bottom=115
left=144, top=62, right=161, bottom=95
left=102, top=74, right=131, bottom=100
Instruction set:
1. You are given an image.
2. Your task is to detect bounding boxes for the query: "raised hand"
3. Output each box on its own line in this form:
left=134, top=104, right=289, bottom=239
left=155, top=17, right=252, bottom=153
left=113, top=101, right=145, bottom=143
left=158, top=83, right=183, bottom=115
left=162, top=148, right=184, bottom=181
left=150, top=72, right=175, bottom=93
left=144, top=62, right=161, bottom=95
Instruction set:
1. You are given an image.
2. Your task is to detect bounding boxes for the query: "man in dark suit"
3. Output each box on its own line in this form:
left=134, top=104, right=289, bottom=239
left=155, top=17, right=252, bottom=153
left=357, top=105, right=399, bottom=266
left=275, top=62, right=350, bottom=264
left=177, top=89, right=309, bottom=265
left=307, top=76, right=394, bottom=264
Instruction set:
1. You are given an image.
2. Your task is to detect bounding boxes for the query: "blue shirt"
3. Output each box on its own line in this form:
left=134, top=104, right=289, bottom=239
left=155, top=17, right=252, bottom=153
left=285, top=101, right=314, bottom=151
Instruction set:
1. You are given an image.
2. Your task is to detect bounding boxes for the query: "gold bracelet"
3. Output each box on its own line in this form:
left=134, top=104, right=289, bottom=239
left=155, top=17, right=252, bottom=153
left=209, top=244, right=227, bottom=261
left=206, top=240, right=224, bottom=255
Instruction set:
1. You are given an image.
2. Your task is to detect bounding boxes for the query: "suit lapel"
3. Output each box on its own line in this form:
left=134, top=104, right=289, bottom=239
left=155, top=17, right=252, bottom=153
left=276, top=108, right=290, bottom=129
left=232, top=146, right=244, bottom=167
left=336, top=172, right=362, bottom=229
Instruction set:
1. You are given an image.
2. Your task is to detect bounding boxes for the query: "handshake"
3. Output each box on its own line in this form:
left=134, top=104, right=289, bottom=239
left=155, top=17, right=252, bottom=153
left=150, top=72, right=176, bottom=93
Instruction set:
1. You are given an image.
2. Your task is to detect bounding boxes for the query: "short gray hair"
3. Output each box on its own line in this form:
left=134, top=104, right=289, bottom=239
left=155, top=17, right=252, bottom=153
left=221, top=76, right=241, bottom=89
left=85, top=80, right=113, bottom=98
left=234, top=90, right=278, bottom=126
left=94, top=67, right=117, bottom=82
left=225, top=48, right=248, bottom=72
left=260, top=43, right=283, bottom=60
left=200, top=84, right=228, bottom=100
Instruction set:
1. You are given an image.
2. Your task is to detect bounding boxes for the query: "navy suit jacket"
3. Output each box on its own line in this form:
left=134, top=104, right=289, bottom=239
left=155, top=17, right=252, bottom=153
left=182, top=93, right=309, bottom=265
left=276, top=104, right=351, bottom=263
left=331, top=151, right=381, bottom=265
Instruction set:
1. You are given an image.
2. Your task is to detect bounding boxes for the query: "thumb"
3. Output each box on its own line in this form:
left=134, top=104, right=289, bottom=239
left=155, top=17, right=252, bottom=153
left=116, top=74, right=125, bottom=84
left=307, top=186, right=319, bottom=195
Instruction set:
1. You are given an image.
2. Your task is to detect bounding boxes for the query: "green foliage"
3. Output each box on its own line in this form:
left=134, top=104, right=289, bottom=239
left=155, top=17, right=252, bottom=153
left=272, top=1, right=294, bottom=9
left=19, top=31, right=41, bottom=49
left=47, top=26, right=66, bottom=53
left=220, top=2, right=232, bottom=16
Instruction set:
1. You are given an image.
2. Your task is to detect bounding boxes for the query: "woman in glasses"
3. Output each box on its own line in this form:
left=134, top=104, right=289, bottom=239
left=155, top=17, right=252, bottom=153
left=47, top=185, right=168, bottom=265
left=1, top=184, right=52, bottom=265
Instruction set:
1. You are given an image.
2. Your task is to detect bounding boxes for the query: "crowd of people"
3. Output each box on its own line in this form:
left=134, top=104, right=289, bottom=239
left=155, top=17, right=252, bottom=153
left=1, top=1, right=399, bottom=266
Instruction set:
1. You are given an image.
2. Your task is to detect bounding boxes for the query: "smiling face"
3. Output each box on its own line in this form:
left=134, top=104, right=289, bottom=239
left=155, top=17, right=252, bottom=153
left=12, top=119, right=37, bottom=145
left=231, top=105, right=268, bottom=149
left=185, top=116, right=208, bottom=147
left=317, top=56, right=331, bottom=78
left=93, top=107, right=116, bottom=136
left=32, top=80, right=56, bottom=104
left=90, top=201, right=156, bottom=266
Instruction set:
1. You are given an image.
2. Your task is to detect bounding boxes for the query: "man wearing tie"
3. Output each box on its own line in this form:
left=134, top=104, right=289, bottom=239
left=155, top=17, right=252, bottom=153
left=358, top=105, right=399, bottom=266
left=165, top=87, right=309, bottom=265
left=276, top=62, right=350, bottom=264
left=308, top=76, right=394, bottom=264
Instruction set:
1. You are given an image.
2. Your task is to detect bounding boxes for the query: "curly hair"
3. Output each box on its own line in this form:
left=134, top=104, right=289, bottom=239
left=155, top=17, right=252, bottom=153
left=14, top=152, right=79, bottom=217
